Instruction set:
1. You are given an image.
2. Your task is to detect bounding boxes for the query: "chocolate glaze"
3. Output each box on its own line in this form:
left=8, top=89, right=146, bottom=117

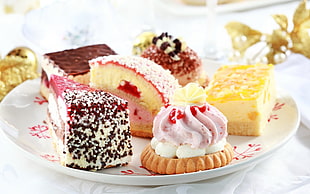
left=45, top=44, right=117, bottom=75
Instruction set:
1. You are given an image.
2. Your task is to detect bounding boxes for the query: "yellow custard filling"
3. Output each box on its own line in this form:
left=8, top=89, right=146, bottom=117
left=206, top=64, right=274, bottom=101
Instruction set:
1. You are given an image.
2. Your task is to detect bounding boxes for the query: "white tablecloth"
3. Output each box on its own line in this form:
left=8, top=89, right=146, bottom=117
left=0, top=0, right=309, bottom=193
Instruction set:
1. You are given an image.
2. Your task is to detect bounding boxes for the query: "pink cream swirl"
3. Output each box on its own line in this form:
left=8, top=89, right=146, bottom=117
left=153, top=103, right=228, bottom=149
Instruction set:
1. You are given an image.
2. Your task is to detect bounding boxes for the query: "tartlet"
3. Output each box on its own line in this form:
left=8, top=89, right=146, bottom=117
left=140, top=83, right=233, bottom=174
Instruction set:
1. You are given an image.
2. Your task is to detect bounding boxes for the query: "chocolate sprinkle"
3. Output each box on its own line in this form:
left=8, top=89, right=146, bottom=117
left=152, top=32, right=184, bottom=61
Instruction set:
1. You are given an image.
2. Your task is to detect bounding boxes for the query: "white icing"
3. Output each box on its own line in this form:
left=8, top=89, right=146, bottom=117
left=151, top=137, right=227, bottom=159
left=48, top=94, right=61, bottom=127
left=205, top=138, right=227, bottom=154
left=176, top=144, right=205, bottom=158
left=155, top=141, right=177, bottom=158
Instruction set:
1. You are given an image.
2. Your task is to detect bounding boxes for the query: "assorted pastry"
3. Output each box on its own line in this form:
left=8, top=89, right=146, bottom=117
left=206, top=64, right=276, bottom=136
left=12, top=31, right=276, bottom=173
left=141, top=32, right=209, bottom=87
left=47, top=74, right=132, bottom=170
left=40, top=44, right=117, bottom=99
left=89, top=55, right=179, bottom=138
left=140, top=83, right=234, bottom=174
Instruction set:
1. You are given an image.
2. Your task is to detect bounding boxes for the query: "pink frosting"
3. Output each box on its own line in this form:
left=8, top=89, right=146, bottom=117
left=153, top=103, right=227, bottom=149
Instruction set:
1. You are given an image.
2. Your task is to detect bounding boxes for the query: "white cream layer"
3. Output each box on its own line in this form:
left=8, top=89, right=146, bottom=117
left=151, top=137, right=227, bottom=159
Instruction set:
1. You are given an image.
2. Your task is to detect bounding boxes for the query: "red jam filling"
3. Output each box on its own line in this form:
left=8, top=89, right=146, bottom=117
left=117, top=80, right=141, bottom=98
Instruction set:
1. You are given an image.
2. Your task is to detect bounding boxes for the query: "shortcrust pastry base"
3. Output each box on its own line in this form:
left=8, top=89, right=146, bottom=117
left=140, top=143, right=234, bottom=175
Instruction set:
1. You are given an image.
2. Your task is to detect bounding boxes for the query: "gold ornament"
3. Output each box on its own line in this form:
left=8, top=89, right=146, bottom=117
left=0, top=47, right=39, bottom=101
left=225, top=0, right=310, bottom=64
left=6, top=47, right=38, bottom=72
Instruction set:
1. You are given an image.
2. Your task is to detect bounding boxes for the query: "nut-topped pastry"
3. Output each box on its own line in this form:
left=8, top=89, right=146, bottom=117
left=140, top=83, right=233, bottom=174
left=141, top=32, right=208, bottom=87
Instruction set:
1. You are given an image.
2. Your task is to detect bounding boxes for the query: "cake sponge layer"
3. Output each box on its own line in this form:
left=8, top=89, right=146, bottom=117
left=89, top=56, right=179, bottom=138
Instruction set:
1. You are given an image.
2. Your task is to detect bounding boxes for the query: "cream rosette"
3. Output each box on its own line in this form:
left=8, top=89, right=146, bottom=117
left=152, top=83, right=228, bottom=159
left=171, top=82, right=206, bottom=106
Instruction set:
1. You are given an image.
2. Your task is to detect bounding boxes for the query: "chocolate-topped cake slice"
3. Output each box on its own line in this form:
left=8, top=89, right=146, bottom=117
left=47, top=74, right=132, bottom=171
left=40, top=44, right=117, bottom=99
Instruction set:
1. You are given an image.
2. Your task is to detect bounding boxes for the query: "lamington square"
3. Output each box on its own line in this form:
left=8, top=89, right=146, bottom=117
left=206, top=64, right=276, bottom=136
left=47, top=74, right=132, bottom=171
left=40, top=44, right=117, bottom=99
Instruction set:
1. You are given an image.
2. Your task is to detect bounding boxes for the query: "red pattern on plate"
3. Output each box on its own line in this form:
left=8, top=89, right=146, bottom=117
left=121, top=166, right=158, bottom=176
left=233, top=143, right=262, bottom=160
left=29, top=124, right=50, bottom=139
left=273, top=102, right=285, bottom=111
left=34, top=96, right=48, bottom=105
left=41, top=154, right=60, bottom=162
left=268, top=114, right=279, bottom=122
left=268, top=102, right=285, bottom=122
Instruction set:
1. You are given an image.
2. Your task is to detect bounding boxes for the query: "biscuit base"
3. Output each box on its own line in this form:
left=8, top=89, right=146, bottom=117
left=140, top=143, right=234, bottom=175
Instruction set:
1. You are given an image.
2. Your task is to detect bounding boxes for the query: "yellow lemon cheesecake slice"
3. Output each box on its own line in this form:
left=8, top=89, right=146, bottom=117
left=206, top=64, right=276, bottom=136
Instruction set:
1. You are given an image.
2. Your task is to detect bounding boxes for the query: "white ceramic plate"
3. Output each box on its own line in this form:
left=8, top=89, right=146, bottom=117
left=156, top=0, right=297, bottom=15
left=0, top=78, right=299, bottom=186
